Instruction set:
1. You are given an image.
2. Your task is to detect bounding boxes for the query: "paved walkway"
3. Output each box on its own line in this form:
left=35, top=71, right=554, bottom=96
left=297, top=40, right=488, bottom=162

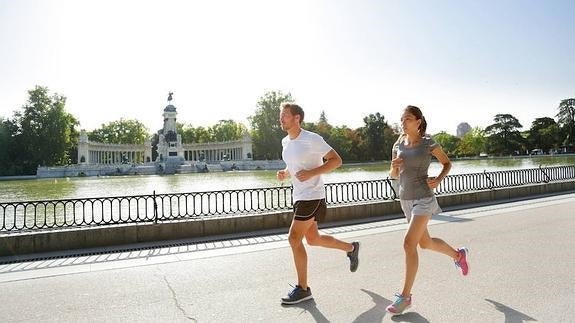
left=1, top=193, right=574, bottom=322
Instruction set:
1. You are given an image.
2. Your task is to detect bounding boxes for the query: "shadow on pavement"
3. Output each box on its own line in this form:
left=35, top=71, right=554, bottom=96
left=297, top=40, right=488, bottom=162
left=354, top=289, right=431, bottom=323
left=485, top=298, right=537, bottom=323
left=281, top=299, right=330, bottom=323
left=390, top=312, right=431, bottom=323
left=352, top=288, right=391, bottom=322
left=433, top=213, right=473, bottom=223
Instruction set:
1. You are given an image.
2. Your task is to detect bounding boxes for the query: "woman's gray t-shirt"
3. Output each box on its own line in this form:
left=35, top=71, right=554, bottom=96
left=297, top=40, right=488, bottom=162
left=392, top=135, right=439, bottom=200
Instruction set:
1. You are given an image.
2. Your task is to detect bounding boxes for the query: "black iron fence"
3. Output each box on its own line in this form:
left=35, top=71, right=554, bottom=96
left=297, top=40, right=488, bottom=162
left=1, top=165, right=574, bottom=233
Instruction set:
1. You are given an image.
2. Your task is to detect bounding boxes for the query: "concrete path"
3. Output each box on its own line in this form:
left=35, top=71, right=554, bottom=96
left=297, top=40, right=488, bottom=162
left=1, top=193, right=574, bottom=322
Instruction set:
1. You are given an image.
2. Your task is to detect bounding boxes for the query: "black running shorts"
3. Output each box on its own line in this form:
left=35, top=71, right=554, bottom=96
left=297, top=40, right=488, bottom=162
left=293, top=199, right=326, bottom=222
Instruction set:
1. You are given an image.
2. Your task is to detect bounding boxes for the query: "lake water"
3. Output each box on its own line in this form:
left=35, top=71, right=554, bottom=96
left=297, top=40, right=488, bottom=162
left=1, top=155, right=574, bottom=203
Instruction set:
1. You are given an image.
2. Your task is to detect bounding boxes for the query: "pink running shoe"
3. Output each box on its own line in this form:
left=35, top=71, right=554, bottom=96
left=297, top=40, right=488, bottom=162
left=386, top=293, right=412, bottom=316
left=455, top=247, right=469, bottom=276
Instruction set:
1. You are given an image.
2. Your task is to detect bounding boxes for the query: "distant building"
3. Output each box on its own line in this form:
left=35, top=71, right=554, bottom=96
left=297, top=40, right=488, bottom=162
left=156, top=93, right=253, bottom=164
left=456, top=122, right=472, bottom=138
left=77, top=130, right=152, bottom=165
left=156, top=101, right=183, bottom=163
left=78, top=93, right=253, bottom=166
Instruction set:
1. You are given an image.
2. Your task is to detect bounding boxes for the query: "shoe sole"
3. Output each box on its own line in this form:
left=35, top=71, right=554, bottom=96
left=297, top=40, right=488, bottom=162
left=386, top=304, right=411, bottom=316
left=461, top=247, right=470, bottom=276
left=281, top=295, right=313, bottom=305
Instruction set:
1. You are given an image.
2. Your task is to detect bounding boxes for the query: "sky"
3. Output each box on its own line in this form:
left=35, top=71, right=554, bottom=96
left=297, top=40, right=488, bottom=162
left=1, top=0, right=574, bottom=136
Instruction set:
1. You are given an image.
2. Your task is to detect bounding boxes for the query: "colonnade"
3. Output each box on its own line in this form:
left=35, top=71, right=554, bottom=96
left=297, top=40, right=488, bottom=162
left=77, top=130, right=252, bottom=165
left=77, top=131, right=153, bottom=165
left=184, top=147, right=246, bottom=162
left=182, top=137, right=252, bottom=162
left=86, top=149, right=150, bottom=164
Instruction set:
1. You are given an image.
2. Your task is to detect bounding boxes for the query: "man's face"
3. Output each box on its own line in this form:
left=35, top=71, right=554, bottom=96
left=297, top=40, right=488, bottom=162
left=280, top=107, right=298, bottom=131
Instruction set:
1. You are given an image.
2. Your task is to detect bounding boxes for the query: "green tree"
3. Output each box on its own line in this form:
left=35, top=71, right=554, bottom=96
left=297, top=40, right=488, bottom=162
left=0, top=118, right=23, bottom=175
left=12, top=86, right=79, bottom=174
left=457, top=127, right=486, bottom=157
left=302, top=110, right=332, bottom=144
left=178, top=123, right=211, bottom=143
left=433, top=131, right=460, bottom=157
left=527, top=117, right=559, bottom=153
left=194, top=126, right=212, bottom=143
left=556, top=98, right=575, bottom=146
left=484, top=114, right=524, bottom=155
left=89, top=119, right=149, bottom=144
left=381, top=125, right=399, bottom=161
left=326, top=126, right=354, bottom=161
left=316, top=110, right=332, bottom=142
left=248, top=91, right=294, bottom=159
left=360, top=112, right=388, bottom=161
left=0, top=118, right=12, bottom=174
left=209, top=119, right=246, bottom=142
left=176, top=122, right=186, bottom=141
left=150, top=132, right=159, bottom=162
left=175, top=122, right=191, bottom=144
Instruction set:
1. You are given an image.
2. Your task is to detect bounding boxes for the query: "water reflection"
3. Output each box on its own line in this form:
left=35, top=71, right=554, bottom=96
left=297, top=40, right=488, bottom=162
left=1, top=155, right=573, bottom=202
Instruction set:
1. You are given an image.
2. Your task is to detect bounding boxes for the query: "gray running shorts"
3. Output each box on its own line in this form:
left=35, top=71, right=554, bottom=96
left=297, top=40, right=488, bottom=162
left=400, top=195, right=442, bottom=222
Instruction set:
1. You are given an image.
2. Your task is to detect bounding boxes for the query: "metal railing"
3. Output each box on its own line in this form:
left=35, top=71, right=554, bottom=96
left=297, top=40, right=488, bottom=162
left=436, top=165, right=575, bottom=194
left=1, top=165, right=574, bottom=233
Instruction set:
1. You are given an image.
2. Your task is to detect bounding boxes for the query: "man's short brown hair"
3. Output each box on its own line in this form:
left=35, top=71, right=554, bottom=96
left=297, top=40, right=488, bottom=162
left=281, top=102, right=304, bottom=124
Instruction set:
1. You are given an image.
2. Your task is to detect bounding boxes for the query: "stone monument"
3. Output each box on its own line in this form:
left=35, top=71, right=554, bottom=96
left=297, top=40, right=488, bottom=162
left=156, top=92, right=185, bottom=173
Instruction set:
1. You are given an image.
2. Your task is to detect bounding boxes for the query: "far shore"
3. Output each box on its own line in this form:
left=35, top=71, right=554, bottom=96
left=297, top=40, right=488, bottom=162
left=1, top=153, right=573, bottom=181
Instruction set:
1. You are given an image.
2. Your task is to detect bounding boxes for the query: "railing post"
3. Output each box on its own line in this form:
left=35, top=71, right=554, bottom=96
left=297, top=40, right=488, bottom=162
left=386, top=177, right=399, bottom=200
left=484, top=170, right=494, bottom=189
left=153, top=190, right=158, bottom=224
left=2, top=165, right=575, bottom=234
left=539, top=165, right=550, bottom=183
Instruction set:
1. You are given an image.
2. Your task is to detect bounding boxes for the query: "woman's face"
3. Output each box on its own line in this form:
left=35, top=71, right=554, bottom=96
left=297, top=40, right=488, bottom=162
left=400, top=111, right=421, bottom=133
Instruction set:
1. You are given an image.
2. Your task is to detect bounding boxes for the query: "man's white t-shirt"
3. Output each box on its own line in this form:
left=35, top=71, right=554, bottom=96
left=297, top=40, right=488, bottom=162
left=281, top=129, right=333, bottom=202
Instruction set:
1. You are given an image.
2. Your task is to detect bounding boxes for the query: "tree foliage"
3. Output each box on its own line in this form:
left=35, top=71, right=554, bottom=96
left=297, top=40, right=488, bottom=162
left=526, top=117, right=559, bottom=153
left=0, top=118, right=17, bottom=175
left=433, top=131, right=460, bottom=156
left=179, top=124, right=211, bottom=143
left=485, top=114, right=524, bottom=155
left=327, top=126, right=358, bottom=161
left=210, top=119, right=247, bottom=142
left=360, top=112, right=389, bottom=161
left=556, top=98, right=575, bottom=145
left=7, top=86, right=79, bottom=174
left=456, top=127, right=486, bottom=157
left=177, top=120, right=245, bottom=143
left=315, top=110, right=332, bottom=142
left=248, top=91, right=294, bottom=159
left=89, top=119, right=149, bottom=144
left=3, top=88, right=574, bottom=176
